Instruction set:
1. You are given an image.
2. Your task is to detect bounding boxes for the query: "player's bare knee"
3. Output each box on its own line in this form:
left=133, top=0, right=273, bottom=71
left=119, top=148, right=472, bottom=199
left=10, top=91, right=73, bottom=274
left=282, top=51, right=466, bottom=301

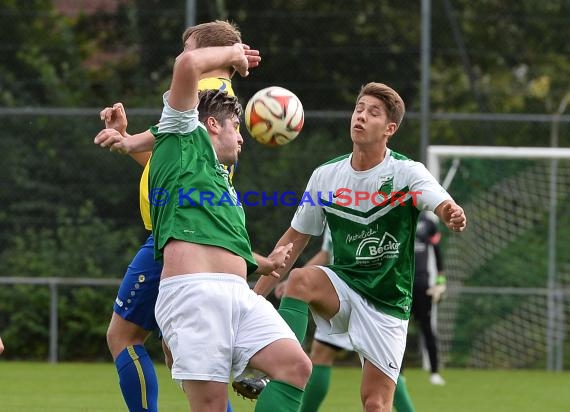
left=299, top=353, right=313, bottom=383
left=286, top=352, right=313, bottom=388
left=106, top=326, right=120, bottom=354
left=362, top=396, right=391, bottom=412
left=105, top=326, right=112, bottom=346
left=310, top=344, right=337, bottom=365
left=270, top=349, right=312, bottom=388
left=286, top=268, right=315, bottom=300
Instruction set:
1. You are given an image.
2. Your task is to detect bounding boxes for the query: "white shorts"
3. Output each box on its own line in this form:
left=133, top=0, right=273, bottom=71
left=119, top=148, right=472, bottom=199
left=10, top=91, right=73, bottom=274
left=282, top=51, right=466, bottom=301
left=155, top=273, right=298, bottom=382
left=312, top=266, right=409, bottom=383
left=313, top=327, right=353, bottom=351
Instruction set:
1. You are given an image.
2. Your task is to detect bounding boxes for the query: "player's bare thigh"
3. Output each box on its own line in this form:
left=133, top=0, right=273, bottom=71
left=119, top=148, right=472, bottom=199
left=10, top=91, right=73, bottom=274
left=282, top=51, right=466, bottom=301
left=310, top=339, right=338, bottom=366
left=286, top=265, right=340, bottom=320
left=361, top=359, right=396, bottom=410
left=182, top=380, right=228, bottom=412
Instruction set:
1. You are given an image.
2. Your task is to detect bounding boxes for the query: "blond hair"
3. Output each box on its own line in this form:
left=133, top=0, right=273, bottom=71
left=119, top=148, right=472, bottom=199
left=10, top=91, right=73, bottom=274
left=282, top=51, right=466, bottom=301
left=182, top=20, right=241, bottom=48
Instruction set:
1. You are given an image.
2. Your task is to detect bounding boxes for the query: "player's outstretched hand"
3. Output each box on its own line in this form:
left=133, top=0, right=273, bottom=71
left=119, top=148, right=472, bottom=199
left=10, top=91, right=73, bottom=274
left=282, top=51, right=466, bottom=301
left=263, top=242, right=293, bottom=278
left=99, top=102, right=128, bottom=135
left=94, top=128, right=125, bottom=151
left=440, top=202, right=467, bottom=232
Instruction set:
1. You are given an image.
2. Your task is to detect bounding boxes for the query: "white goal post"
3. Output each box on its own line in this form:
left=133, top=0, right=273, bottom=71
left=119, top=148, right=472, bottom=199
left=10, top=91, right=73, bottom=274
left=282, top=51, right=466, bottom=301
left=425, top=146, right=570, bottom=371
left=427, top=145, right=570, bottom=183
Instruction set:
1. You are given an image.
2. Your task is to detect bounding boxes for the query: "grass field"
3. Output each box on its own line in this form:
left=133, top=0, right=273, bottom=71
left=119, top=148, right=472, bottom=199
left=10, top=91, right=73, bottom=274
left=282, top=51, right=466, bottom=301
left=0, top=362, right=568, bottom=411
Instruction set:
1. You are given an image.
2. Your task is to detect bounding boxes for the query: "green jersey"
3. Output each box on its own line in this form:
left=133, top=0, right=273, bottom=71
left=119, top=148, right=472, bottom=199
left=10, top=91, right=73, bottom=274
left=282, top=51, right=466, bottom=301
left=291, top=149, right=451, bottom=319
left=149, top=94, right=257, bottom=274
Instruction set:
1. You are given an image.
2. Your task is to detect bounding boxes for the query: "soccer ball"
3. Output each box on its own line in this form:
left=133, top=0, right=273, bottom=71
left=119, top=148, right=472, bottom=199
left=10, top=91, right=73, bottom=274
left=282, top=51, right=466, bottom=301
left=244, top=86, right=304, bottom=146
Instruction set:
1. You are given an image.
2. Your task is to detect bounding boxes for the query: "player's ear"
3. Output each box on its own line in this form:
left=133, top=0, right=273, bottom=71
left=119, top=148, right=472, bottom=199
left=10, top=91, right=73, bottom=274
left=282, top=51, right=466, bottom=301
left=385, top=122, right=398, bottom=138
left=205, top=116, right=219, bottom=132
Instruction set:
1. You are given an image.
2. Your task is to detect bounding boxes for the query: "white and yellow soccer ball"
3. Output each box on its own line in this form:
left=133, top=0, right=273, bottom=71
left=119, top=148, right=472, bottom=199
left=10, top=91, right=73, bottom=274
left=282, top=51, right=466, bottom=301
left=244, top=86, right=304, bottom=146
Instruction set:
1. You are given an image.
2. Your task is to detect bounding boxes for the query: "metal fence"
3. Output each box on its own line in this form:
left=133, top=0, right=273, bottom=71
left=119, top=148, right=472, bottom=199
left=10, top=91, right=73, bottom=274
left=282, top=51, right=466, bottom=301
left=0, top=277, right=120, bottom=363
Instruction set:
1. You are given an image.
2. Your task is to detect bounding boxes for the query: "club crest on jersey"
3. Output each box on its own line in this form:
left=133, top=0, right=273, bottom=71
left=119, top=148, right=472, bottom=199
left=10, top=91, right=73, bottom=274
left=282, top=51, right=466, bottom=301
left=377, top=176, right=394, bottom=195
left=355, top=232, right=400, bottom=263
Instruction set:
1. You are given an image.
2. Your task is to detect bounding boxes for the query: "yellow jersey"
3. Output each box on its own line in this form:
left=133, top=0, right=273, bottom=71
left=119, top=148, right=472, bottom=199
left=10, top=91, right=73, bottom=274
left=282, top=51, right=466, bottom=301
left=139, top=77, right=235, bottom=230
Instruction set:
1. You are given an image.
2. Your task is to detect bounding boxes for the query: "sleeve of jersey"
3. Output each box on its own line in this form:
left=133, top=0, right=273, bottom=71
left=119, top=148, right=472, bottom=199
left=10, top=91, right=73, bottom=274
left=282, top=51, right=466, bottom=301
left=407, top=162, right=452, bottom=211
left=157, top=91, right=199, bottom=135
left=290, top=170, right=327, bottom=236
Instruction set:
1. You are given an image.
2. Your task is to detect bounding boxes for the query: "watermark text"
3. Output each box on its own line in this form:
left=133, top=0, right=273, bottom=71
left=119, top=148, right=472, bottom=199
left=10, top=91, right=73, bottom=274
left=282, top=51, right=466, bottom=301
left=148, top=188, right=421, bottom=208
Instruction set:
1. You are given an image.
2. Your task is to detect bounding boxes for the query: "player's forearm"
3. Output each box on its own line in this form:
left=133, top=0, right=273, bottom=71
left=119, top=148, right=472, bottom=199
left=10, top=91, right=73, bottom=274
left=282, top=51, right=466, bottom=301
left=123, top=130, right=156, bottom=153
left=184, top=46, right=243, bottom=80
left=434, top=200, right=452, bottom=222
left=254, top=273, right=280, bottom=297
left=129, top=151, right=151, bottom=167
left=304, top=250, right=329, bottom=267
left=170, top=46, right=243, bottom=111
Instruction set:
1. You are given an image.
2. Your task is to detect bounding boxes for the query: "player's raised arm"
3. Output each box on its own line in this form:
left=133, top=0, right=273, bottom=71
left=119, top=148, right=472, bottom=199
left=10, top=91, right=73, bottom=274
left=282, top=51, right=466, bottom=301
left=168, top=44, right=259, bottom=112
left=109, top=130, right=155, bottom=155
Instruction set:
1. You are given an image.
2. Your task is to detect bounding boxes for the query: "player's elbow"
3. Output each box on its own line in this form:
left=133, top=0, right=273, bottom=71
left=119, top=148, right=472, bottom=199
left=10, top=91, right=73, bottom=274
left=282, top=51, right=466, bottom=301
left=173, top=51, right=202, bottom=81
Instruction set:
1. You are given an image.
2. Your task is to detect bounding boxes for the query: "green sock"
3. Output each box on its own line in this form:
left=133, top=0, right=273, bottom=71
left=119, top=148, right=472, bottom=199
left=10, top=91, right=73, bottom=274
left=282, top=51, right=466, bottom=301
left=278, top=297, right=309, bottom=343
left=393, top=375, right=416, bottom=412
left=255, top=380, right=303, bottom=412
left=300, top=364, right=332, bottom=412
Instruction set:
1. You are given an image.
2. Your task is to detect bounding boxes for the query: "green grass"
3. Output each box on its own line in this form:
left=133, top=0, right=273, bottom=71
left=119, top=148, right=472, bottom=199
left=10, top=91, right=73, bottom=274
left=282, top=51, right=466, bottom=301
left=0, top=362, right=568, bottom=411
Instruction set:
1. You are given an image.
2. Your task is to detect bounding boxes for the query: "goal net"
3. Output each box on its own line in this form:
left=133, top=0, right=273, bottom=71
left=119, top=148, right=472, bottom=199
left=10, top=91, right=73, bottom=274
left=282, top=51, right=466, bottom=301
left=427, top=146, right=570, bottom=370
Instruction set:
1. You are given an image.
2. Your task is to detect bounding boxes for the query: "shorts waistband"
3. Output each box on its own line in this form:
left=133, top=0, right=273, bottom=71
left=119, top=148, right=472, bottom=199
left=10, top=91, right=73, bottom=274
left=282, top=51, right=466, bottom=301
left=159, top=273, right=248, bottom=288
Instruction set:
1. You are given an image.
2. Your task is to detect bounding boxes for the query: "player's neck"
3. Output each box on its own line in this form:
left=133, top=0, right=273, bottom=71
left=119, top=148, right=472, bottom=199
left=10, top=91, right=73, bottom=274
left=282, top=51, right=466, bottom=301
left=351, top=143, right=387, bottom=171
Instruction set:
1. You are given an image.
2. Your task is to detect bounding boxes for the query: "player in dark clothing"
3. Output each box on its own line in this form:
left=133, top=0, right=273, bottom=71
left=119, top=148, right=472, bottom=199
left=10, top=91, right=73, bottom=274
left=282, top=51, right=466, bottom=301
left=412, top=212, right=447, bottom=385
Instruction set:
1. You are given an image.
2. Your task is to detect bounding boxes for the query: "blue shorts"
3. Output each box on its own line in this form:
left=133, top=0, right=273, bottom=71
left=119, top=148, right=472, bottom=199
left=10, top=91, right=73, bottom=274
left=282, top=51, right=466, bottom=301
left=113, top=234, right=162, bottom=331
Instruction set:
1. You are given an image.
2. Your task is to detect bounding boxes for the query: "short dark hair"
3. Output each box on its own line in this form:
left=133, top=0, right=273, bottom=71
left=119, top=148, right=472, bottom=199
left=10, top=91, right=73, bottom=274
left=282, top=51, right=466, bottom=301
left=357, top=82, right=405, bottom=127
left=197, top=89, right=242, bottom=124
